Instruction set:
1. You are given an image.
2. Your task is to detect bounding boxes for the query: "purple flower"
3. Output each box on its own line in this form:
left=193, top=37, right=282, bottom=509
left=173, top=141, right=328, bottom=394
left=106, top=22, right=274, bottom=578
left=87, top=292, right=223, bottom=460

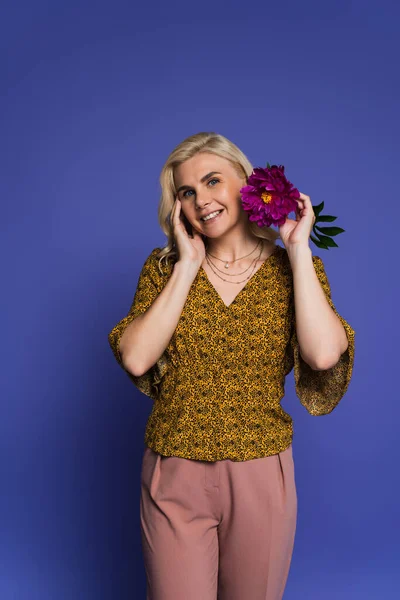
left=240, top=164, right=300, bottom=227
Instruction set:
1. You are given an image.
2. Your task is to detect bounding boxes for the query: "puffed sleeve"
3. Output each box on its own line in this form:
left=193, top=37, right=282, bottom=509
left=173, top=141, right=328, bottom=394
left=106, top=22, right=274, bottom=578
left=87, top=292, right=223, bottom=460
left=284, top=254, right=355, bottom=416
left=108, top=247, right=169, bottom=400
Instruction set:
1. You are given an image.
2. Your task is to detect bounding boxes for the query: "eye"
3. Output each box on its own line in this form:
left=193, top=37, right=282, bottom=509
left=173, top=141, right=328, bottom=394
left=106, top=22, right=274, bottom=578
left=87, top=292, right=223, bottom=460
left=182, top=178, right=220, bottom=199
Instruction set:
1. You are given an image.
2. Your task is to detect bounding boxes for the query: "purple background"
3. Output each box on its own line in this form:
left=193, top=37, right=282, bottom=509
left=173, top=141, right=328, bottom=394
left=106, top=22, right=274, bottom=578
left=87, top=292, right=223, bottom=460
left=2, top=0, right=399, bottom=598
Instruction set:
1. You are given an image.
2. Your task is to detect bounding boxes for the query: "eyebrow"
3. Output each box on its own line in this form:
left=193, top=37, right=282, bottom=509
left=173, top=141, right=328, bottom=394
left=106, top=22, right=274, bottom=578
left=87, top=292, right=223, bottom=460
left=176, top=171, right=222, bottom=194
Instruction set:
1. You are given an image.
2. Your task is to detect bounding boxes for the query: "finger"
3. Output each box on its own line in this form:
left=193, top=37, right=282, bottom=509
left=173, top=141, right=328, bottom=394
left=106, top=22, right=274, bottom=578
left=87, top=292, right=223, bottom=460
left=297, top=198, right=313, bottom=217
left=174, top=200, right=191, bottom=238
left=299, top=195, right=315, bottom=218
left=172, top=201, right=184, bottom=235
left=176, top=201, right=188, bottom=230
left=295, top=202, right=303, bottom=217
left=173, top=197, right=181, bottom=225
left=171, top=197, right=177, bottom=223
left=299, top=192, right=310, bottom=201
left=301, top=196, right=313, bottom=212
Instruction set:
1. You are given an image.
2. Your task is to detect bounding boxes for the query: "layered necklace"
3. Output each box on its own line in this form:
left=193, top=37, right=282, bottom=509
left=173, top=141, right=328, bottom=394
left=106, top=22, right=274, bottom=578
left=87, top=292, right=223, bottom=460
left=204, top=239, right=264, bottom=284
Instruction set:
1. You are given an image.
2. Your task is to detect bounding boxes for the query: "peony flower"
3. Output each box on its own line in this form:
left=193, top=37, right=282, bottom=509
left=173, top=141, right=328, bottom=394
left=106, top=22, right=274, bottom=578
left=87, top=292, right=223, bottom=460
left=240, top=162, right=345, bottom=249
left=240, top=163, right=299, bottom=228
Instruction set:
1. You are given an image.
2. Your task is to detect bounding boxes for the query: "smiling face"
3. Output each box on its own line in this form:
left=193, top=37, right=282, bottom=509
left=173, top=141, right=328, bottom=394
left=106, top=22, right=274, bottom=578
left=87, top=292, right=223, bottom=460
left=174, top=152, right=249, bottom=238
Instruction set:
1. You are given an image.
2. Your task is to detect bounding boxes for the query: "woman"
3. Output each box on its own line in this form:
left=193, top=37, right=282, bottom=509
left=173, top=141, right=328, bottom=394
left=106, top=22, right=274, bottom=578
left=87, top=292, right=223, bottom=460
left=108, top=132, right=355, bottom=600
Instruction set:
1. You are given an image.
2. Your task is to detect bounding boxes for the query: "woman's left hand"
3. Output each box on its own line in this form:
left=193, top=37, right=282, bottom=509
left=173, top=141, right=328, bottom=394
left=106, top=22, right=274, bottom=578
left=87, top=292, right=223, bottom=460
left=278, top=192, right=316, bottom=252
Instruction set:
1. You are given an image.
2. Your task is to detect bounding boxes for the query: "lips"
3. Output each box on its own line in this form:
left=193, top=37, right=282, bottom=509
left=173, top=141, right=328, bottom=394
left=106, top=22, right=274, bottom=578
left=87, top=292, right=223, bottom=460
left=201, top=209, right=224, bottom=223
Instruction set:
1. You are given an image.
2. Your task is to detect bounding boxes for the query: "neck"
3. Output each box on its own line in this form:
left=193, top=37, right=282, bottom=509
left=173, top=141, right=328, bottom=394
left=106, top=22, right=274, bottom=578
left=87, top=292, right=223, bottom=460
left=205, top=234, right=263, bottom=262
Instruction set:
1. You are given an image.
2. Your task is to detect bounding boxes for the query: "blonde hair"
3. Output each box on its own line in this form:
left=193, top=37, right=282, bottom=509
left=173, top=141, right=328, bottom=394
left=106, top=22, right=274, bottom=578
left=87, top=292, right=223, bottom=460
left=155, top=131, right=280, bottom=273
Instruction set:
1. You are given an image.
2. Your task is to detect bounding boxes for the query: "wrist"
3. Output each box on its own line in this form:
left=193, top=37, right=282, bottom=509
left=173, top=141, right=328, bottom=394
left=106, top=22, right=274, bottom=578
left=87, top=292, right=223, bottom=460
left=174, top=259, right=201, bottom=279
left=286, top=243, right=312, bottom=265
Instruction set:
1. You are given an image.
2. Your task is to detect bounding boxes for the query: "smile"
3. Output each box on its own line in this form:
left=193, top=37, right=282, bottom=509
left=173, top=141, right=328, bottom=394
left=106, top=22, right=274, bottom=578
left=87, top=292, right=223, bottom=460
left=201, top=209, right=224, bottom=223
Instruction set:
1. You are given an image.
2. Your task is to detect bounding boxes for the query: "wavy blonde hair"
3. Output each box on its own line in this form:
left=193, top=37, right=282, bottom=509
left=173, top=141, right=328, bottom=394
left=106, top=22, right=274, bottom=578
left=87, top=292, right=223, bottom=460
left=155, top=131, right=281, bottom=273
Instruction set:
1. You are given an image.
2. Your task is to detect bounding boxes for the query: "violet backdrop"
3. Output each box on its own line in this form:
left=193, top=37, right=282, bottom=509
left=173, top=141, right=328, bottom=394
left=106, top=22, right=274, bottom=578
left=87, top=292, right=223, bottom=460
left=1, top=0, right=399, bottom=598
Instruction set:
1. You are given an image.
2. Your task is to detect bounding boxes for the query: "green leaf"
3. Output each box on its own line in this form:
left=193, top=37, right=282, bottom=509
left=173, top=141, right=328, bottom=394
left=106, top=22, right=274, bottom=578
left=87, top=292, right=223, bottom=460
left=314, top=233, right=339, bottom=248
left=314, top=226, right=345, bottom=236
left=266, top=161, right=271, bottom=168
left=315, top=214, right=337, bottom=222
left=310, top=233, right=330, bottom=249
left=312, top=201, right=325, bottom=216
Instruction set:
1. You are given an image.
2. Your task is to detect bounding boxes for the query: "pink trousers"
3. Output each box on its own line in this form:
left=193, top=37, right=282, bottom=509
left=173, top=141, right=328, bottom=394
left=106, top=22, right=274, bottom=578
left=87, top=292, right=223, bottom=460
left=140, top=444, right=297, bottom=600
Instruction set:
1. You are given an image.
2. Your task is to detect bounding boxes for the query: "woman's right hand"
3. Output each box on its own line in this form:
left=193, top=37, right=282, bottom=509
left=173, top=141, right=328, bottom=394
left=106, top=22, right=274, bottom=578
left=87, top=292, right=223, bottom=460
left=171, top=197, right=206, bottom=268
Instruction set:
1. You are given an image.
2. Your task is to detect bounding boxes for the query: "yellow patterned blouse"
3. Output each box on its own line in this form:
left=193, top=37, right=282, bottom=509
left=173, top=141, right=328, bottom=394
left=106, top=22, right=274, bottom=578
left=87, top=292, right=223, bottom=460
left=108, top=244, right=355, bottom=462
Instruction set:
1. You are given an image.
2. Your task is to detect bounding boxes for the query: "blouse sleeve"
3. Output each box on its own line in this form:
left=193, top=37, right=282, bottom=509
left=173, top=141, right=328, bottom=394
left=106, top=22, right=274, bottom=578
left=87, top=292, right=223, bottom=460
left=284, top=254, right=355, bottom=416
left=108, top=247, right=169, bottom=400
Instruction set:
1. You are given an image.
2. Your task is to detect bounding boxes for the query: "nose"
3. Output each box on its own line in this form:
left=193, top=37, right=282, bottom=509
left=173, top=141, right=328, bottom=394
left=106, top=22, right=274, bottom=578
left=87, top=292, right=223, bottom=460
left=195, top=193, right=211, bottom=211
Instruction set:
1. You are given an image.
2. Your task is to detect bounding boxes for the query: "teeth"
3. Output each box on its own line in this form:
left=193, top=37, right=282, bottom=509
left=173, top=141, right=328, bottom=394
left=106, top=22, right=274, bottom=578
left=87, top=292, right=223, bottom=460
left=202, top=210, right=222, bottom=221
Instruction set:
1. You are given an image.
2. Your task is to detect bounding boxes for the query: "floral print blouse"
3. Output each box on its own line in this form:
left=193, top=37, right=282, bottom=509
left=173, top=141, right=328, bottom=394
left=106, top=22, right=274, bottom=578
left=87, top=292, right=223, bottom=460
left=108, top=244, right=355, bottom=462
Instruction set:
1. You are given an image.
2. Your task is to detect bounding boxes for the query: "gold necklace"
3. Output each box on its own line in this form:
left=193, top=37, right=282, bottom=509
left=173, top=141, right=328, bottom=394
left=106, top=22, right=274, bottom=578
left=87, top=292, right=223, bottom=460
left=205, top=242, right=264, bottom=284
left=205, top=252, right=257, bottom=277
left=205, top=239, right=261, bottom=269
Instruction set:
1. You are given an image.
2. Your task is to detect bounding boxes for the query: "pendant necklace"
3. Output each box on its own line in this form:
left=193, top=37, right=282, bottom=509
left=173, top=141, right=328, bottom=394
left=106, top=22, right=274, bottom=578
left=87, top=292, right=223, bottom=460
left=205, top=239, right=261, bottom=269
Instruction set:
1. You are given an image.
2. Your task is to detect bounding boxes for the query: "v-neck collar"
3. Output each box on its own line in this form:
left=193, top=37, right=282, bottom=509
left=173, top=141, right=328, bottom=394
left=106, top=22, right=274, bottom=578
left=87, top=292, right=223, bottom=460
left=198, top=244, right=281, bottom=309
